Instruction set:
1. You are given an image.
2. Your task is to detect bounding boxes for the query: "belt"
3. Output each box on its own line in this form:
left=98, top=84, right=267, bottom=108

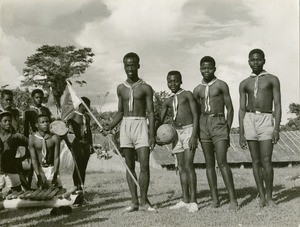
left=246, top=110, right=273, bottom=114
left=173, top=124, right=193, bottom=130
left=201, top=113, right=225, bottom=117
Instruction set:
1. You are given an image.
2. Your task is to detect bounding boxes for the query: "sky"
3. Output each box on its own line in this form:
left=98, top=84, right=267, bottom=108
left=0, top=0, right=299, bottom=126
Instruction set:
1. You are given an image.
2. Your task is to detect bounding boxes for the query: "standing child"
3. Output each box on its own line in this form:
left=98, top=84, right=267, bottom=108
left=67, top=97, right=93, bottom=192
left=0, top=89, right=20, bottom=132
left=105, top=52, right=155, bottom=212
left=24, top=89, right=52, bottom=138
left=159, top=70, right=199, bottom=212
left=0, top=111, right=28, bottom=193
left=193, top=56, right=238, bottom=210
left=29, top=114, right=62, bottom=189
left=239, top=49, right=281, bottom=208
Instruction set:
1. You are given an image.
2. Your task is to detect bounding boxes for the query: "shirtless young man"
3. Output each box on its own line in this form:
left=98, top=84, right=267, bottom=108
left=159, top=71, right=198, bottom=212
left=29, top=114, right=62, bottom=189
left=0, top=111, right=28, bottom=193
left=239, top=49, right=281, bottom=208
left=105, top=52, right=155, bottom=212
left=24, top=89, right=52, bottom=138
left=193, top=56, right=238, bottom=210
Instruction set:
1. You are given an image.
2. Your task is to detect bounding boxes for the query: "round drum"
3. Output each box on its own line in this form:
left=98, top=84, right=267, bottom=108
left=50, top=120, right=69, bottom=136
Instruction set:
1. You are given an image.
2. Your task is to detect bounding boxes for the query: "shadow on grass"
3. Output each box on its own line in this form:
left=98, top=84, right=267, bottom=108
left=273, top=185, right=300, bottom=205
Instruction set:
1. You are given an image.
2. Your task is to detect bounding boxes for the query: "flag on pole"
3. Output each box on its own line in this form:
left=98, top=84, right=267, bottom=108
left=61, top=81, right=82, bottom=120
left=46, top=87, right=62, bottom=119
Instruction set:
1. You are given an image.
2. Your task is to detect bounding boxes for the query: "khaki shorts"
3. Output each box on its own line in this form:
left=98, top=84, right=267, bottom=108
left=243, top=112, right=274, bottom=141
left=0, top=173, right=21, bottom=189
left=172, top=124, right=193, bottom=154
left=199, top=115, right=228, bottom=144
left=120, top=117, right=149, bottom=149
left=31, top=166, right=62, bottom=189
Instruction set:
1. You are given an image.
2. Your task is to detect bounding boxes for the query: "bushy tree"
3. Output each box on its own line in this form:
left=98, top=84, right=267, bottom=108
left=153, top=90, right=172, bottom=125
left=22, top=45, right=94, bottom=107
left=285, top=103, right=300, bottom=131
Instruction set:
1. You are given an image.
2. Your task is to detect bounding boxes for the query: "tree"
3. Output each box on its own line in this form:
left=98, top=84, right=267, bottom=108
left=285, top=103, right=300, bottom=131
left=153, top=90, right=172, bottom=125
left=22, top=45, right=94, bottom=107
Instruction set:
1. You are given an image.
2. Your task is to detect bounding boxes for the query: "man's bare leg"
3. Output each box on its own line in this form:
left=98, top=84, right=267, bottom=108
left=248, top=141, right=266, bottom=208
left=202, top=142, right=219, bottom=207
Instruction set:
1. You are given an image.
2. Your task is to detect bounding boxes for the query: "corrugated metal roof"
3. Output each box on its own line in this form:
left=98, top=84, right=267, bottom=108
left=152, top=131, right=300, bottom=165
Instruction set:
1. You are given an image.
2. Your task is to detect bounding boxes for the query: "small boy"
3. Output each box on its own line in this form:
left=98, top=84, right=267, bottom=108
left=0, top=111, right=28, bottom=193
left=239, top=49, right=281, bottom=208
left=29, top=114, right=62, bottom=189
left=67, top=97, right=93, bottom=191
left=193, top=56, right=238, bottom=210
left=24, top=89, right=52, bottom=138
left=0, top=89, right=20, bottom=132
left=159, top=70, right=198, bottom=213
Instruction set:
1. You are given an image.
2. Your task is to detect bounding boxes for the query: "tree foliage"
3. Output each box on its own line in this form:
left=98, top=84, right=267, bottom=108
left=22, top=45, right=94, bottom=107
left=153, top=90, right=172, bottom=125
left=284, top=103, right=300, bottom=131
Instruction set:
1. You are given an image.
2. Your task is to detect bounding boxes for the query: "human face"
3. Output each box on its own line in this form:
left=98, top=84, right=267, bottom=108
left=32, top=93, right=44, bottom=107
left=167, top=74, right=182, bottom=93
left=124, top=57, right=140, bottom=80
left=248, top=53, right=265, bottom=74
left=36, top=116, right=50, bottom=132
left=200, top=62, right=216, bottom=82
left=1, top=94, right=13, bottom=109
left=0, top=116, right=12, bottom=131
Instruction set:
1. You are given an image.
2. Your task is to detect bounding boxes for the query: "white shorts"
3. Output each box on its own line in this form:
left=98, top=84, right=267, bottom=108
left=120, top=117, right=149, bottom=149
left=172, top=124, right=193, bottom=154
left=31, top=166, right=62, bottom=189
left=243, top=112, right=274, bottom=141
left=0, top=173, right=21, bottom=189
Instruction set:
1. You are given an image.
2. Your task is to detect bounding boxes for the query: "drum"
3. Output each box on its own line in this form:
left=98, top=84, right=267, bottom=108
left=50, top=120, right=69, bottom=136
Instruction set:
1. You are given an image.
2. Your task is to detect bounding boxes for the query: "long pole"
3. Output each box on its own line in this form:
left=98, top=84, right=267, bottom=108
left=66, top=81, right=140, bottom=190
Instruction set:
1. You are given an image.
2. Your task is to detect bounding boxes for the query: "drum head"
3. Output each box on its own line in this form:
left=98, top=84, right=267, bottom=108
left=50, top=120, right=69, bottom=136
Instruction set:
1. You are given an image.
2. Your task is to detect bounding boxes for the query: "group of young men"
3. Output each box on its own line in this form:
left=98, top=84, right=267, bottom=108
left=0, top=88, right=93, bottom=199
left=0, top=48, right=281, bottom=214
left=104, top=49, right=281, bottom=213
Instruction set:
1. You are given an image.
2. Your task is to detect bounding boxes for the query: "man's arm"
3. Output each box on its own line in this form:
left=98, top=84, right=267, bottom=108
left=222, top=82, right=234, bottom=130
left=145, top=85, right=155, bottom=150
left=23, top=111, right=30, bottom=138
left=238, top=81, right=247, bottom=149
left=28, top=137, right=45, bottom=187
left=52, top=135, right=61, bottom=185
left=272, top=76, right=282, bottom=144
left=107, top=86, right=124, bottom=131
left=187, top=91, right=199, bottom=151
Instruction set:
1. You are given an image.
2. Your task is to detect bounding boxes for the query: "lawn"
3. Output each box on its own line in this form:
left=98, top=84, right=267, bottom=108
left=0, top=156, right=299, bottom=227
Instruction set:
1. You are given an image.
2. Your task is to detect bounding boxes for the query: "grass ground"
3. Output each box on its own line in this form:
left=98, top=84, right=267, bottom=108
left=0, top=166, right=299, bottom=227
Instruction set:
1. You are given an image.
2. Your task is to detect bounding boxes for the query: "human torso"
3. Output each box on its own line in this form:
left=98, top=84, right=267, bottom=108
left=119, top=83, right=149, bottom=117
left=242, top=74, right=275, bottom=111
left=32, top=133, right=56, bottom=165
left=68, top=112, right=91, bottom=143
left=167, top=91, right=194, bottom=127
left=0, top=132, right=28, bottom=173
left=195, top=80, right=225, bottom=114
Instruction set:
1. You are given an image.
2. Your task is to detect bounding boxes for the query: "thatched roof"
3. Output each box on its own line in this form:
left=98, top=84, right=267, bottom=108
left=152, top=131, right=300, bottom=165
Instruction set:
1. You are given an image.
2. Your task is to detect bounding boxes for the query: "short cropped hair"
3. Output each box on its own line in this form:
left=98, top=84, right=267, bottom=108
left=123, top=52, right=140, bottom=63
left=35, top=114, right=50, bottom=123
left=31, top=89, right=44, bottom=97
left=0, top=111, right=12, bottom=121
left=1, top=89, right=13, bottom=98
left=200, top=56, right=216, bottom=67
left=167, top=70, right=182, bottom=82
left=249, top=49, right=265, bottom=59
left=81, top=97, right=91, bottom=108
